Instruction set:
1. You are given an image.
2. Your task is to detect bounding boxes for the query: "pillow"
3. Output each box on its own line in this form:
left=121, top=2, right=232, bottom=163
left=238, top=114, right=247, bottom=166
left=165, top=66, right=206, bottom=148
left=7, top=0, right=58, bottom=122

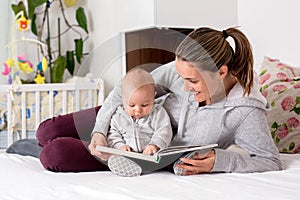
left=258, top=56, right=300, bottom=153
left=6, top=138, right=42, bottom=158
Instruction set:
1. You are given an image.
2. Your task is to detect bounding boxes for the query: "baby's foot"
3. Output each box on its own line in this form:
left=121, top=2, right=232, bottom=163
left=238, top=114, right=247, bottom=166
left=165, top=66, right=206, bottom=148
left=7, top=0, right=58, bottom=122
left=108, top=155, right=142, bottom=177
left=173, top=151, right=196, bottom=176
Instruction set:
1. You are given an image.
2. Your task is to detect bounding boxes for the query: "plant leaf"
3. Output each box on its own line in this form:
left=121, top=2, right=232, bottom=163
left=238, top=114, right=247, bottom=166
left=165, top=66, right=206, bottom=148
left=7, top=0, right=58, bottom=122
left=75, top=39, right=83, bottom=64
left=76, top=7, right=88, bottom=33
left=27, top=0, right=34, bottom=19
left=11, top=2, right=28, bottom=19
left=32, top=0, right=48, bottom=7
left=31, top=14, right=37, bottom=35
left=271, top=122, right=278, bottom=129
left=296, top=96, right=300, bottom=104
left=27, top=0, right=48, bottom=19
left=51, top=56, right=67, bottom=83
left=66, top=51, right=75, bottom=75
left=289, top=142, right=295, bottom=151
left=293, top=107, right=300, bottom=115
left=259, top=69, right=267, bottom=76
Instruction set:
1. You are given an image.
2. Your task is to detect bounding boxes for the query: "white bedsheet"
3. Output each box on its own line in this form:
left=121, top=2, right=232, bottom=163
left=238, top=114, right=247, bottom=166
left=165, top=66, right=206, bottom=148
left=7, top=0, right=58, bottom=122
left=0, top=153, right=299, bottom=200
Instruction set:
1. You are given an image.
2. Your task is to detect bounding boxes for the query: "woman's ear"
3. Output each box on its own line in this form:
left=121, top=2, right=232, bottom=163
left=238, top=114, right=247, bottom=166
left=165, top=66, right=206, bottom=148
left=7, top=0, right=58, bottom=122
left=218, top=65, right=229, bottom=79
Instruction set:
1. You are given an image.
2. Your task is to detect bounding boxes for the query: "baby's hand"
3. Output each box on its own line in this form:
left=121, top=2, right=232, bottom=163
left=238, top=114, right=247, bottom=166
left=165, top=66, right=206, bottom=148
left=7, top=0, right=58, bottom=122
left=120, top=145, right=131, bottom=152
left=143, top=144, right=159, bottom=155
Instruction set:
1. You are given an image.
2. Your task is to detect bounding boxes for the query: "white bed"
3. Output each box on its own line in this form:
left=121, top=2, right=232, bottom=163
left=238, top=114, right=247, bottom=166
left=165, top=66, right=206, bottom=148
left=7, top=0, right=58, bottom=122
left=0, top=152, right=299, bottom=200
left=1, top=58, right=299, bottom=200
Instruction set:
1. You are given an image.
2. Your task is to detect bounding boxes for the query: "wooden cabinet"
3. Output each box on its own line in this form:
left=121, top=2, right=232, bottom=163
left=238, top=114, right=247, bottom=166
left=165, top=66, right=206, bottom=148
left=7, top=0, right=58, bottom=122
left=125, top=28, right=193, bottom=72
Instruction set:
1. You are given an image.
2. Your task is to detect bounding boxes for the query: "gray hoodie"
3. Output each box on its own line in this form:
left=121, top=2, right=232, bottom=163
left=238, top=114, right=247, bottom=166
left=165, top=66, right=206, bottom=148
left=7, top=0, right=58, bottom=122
left=107, top=102, right=172, bottom=152
left=92, top=61, right=282, bottom=173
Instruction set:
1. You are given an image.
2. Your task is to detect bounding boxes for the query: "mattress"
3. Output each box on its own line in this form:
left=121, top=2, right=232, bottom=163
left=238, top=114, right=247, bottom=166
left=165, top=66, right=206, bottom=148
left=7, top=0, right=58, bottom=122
left=0, top=153, right=299, bottom=200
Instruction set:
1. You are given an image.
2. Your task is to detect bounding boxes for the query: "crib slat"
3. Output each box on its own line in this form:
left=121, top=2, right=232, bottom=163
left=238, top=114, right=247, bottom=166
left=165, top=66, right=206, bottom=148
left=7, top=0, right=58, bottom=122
left=7, top=88, right=13, bottom=146
left=21, top=91, right=26, bottom=139
left=97, top=79, right=105, bottom=105
left=62, top=90, right=67, bottom=114
left=88, top=89, right=93, bottom=107
left=2, top=80, right=105, bottom=148
left=35, top=91, right=40, bottom=129
left=49, top=91, right=54, bottom=118
left=75, top=90, right=80, bottom=111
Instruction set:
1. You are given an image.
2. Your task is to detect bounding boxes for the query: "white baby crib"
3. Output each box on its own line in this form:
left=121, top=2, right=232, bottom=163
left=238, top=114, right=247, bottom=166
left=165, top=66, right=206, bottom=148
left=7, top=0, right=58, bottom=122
left=0, top=79, right=104, bottom=147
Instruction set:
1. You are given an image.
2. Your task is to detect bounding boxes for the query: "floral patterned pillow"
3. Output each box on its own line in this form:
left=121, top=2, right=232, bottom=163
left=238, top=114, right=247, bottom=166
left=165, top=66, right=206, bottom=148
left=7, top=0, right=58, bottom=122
left=258, top=57, right=300, bottom=153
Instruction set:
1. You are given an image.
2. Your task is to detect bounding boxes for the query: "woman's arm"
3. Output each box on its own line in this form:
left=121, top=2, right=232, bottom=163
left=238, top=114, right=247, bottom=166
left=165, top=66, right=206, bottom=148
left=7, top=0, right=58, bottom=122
left=212, top=108, right=282, bottom=173
left=175, top=108, right=282, bottom=175
left=151, top=61, right=178, bottom=98
left=91, top=83, right=122, bottom=137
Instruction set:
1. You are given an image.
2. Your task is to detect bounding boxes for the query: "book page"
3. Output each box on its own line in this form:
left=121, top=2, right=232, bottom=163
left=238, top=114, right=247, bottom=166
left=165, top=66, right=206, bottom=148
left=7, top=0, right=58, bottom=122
left=158, top=144, right=218, bottom=156
left=96, top=145, right=160, bottom=163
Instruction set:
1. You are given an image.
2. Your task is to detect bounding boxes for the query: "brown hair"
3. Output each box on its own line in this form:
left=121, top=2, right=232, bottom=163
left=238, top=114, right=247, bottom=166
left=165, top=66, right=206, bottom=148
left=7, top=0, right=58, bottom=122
left=175, top=27, right=254, bottom=96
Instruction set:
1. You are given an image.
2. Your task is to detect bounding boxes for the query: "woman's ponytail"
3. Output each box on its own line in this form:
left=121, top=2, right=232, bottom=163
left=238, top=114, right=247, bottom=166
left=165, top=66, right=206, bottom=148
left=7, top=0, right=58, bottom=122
left=226, top=28, right=254, bottom=95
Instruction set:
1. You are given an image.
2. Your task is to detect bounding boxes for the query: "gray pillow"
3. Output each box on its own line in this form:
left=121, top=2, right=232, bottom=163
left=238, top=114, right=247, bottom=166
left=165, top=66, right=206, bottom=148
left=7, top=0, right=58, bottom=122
left=6, top=139, right=42, bottom=158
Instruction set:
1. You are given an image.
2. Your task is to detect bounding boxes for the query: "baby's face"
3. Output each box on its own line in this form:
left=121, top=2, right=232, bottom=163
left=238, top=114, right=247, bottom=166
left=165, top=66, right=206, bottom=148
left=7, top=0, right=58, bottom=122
left=123, top=84, right=155, bottom=119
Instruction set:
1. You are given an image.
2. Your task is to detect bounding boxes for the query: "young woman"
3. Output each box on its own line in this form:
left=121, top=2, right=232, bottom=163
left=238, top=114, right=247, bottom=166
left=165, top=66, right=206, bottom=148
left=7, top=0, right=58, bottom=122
left=37, top=27, right=282, bottom=174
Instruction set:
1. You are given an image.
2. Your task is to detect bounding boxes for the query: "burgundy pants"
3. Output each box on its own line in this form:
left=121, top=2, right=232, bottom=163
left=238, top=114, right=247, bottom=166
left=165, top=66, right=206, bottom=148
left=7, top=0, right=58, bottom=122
left=37, top=106, right=174, bottom=173
left=36, top=106, right=109, bottom=172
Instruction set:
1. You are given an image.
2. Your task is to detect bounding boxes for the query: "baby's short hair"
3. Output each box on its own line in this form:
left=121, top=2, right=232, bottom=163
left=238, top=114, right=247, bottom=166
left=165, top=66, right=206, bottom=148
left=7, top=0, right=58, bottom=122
left=121, top=68, right=155, bottom=102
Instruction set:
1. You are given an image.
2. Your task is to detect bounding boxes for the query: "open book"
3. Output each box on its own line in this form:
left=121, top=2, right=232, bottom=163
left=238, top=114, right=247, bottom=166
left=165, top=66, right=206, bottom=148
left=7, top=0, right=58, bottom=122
left=96, top=143, right=218, bottom=163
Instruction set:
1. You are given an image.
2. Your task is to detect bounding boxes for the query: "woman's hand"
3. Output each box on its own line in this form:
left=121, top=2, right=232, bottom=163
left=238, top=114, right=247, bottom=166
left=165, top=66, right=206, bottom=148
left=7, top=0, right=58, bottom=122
left=175, top=150, right=216, bottom=175
left=143, top=144, right=159, bottom=155
left=88, top=132, right=111, bottom=161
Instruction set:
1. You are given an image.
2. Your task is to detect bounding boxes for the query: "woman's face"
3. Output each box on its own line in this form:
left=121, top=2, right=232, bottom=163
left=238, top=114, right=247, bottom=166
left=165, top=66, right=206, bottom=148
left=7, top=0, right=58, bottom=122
left=175, top=58, right=211, bottom=104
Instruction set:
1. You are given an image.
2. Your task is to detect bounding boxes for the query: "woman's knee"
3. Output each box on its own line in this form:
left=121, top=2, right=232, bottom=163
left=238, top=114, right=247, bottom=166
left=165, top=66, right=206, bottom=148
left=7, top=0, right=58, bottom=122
left=36, top=114, right=75, bottom=146
left=39, top=137, right=107, bottom=172
left=36, top=106, right=101, bottom=146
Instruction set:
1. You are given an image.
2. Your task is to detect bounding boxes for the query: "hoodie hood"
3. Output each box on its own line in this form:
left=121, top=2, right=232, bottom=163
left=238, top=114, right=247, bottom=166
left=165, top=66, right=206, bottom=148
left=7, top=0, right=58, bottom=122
left=224, top=82, right=269, bottom=111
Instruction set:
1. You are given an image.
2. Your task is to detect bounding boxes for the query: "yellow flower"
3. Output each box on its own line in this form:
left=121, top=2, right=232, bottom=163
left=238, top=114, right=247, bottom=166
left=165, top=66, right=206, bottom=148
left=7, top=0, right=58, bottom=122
left=16, top=15, right=30, bottom=31
left=34, top=74, right=45, bottom=84
left=64, top=0, right=77, bottom=7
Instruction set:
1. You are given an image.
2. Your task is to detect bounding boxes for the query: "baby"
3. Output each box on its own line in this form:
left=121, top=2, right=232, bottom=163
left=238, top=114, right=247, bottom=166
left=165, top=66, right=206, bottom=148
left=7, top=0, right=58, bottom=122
left=106, top=68, right=172, bottom=176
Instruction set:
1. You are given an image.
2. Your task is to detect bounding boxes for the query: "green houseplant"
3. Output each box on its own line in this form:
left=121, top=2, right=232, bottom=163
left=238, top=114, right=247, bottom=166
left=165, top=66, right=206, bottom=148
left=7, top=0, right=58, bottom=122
left=11, top=0, right=89, bottom=83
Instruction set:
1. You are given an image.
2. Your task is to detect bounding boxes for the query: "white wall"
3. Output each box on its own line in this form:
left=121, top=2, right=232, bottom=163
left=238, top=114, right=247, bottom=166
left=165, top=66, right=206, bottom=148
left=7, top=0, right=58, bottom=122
left=87, top=0, right=237, bottom=95
left=238, top=0, right=300, bottom=67
left=0, top=1, right=11, bottom=84
left=6, top=1, right=298, bottom=92
left=156, top=0, right=237, bottom=29
left=83, top=0, right=156, bottom=96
